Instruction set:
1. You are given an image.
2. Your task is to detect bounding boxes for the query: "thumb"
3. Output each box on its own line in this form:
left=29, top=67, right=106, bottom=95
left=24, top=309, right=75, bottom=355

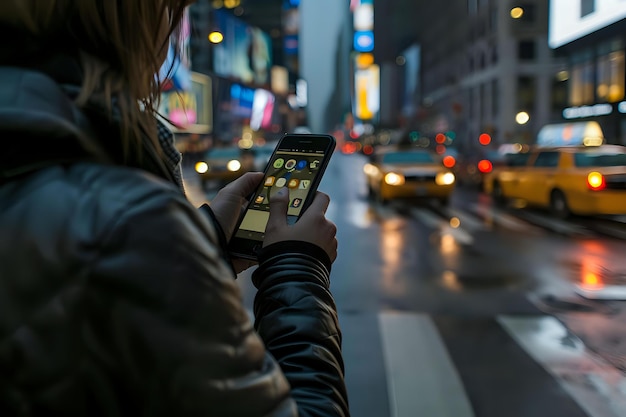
left=267, top=187, right=289, bottom=229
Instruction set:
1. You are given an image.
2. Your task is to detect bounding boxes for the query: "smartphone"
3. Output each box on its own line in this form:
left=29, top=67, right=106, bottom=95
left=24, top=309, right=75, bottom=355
left=228, top=133, right=336, bottom=260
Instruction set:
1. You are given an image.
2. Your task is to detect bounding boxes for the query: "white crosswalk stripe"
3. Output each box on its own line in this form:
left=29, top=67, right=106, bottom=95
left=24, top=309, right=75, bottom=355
left=340, top=312, right=626, bottom=417
left=470, top=203, right=544, bottom=234
left=379, top=312, right=475, bottom=417
left=498, top=316, right=626, bottom=417
left=410, top=207, right=474, bottom=245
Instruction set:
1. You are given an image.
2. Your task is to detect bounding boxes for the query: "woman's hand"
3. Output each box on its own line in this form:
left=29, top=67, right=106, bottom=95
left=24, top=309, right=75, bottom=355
left=209, top=172, right=264, bottom=273
left=264, top=188, right=338, bottom=263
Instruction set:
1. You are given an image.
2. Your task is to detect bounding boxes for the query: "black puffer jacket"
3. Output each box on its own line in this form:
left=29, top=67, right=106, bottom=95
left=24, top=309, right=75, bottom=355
left=0, top=66, right=349, bottom=416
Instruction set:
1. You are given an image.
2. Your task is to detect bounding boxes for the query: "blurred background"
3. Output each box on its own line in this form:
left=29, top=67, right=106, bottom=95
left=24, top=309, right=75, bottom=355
left=164, top=1, right=626, bottom=416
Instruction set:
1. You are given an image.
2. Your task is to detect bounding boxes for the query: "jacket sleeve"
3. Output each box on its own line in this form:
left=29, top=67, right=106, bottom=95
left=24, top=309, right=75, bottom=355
left=87, top=189, right=299, bottom=416
left=252, top=242, right=351, bottom=417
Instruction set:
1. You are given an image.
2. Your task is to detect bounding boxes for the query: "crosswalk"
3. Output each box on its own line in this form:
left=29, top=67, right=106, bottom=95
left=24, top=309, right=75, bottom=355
left=340, top=311, right=626, bottom=417
left=368, top=200, right=626, bottom=242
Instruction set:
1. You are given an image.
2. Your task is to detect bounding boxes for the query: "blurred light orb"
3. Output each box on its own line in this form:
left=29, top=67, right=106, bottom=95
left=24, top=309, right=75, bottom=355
left=510, top=7, right=524, bottom=19
left=208, top=31, right=224, bottom=44
left=515, top=111, right=530, bottom=125
left=478, top=133, right=492, bottom=145
left=556, top=70, right=569, bottom=82
left=224, top=0, right=240, bottom=8
left=195, top=162, right=209, bottom=174
left=450, top=217, right=461, bottom=228
left=396, top=56, right=406, bottom=66
left=227, top=160, right=242, bottom=172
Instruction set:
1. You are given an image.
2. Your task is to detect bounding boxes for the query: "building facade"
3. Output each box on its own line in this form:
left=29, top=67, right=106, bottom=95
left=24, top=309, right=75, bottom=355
left=388, top=0, right=564, bottom=157
left=549, top=0, right=626, bottom=145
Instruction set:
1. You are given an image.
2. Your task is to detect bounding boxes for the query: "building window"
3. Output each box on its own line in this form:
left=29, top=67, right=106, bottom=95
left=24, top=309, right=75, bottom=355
left=519, top=3, right=536, bottom=23
left=552, top=74, right=568, bottom=114
left=518, top=40, right=536, bottom=61
left=570, top=59, right=595, bottom=105
left=492, top=79, right=499, bottom=116
left=518, top=76, right=536, bottom=112
left=581, top=0, right=595, bottom=17
left=480, top=83, right=486, bottom=120
left=596, top=50, right=625, bottom=103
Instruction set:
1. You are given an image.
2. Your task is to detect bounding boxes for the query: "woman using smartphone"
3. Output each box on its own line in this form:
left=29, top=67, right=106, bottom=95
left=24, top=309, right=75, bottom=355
left=0, top=1, right=349, bottom=416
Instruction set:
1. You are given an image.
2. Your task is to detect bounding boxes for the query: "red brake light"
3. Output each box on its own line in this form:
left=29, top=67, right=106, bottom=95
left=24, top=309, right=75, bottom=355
left=477, top=159, right=493, bottom=173
left=443, top=155, right=456, bottom=168
left=587, top=172, right=606, bottom=190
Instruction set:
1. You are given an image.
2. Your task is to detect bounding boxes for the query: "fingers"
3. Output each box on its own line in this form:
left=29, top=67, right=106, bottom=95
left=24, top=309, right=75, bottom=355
left=223, top=172, right=264, bottom=198
left=266, top=187, right=289, bottom=231
left=305, top=191, right=331, bottom=215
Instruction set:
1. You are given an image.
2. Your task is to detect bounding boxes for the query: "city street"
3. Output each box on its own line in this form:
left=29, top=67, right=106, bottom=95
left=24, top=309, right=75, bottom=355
left=184, top=151, right=626, bottom=417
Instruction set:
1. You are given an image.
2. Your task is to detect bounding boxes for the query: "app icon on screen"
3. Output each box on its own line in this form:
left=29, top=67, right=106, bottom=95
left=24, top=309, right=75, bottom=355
left=296, top=160, right=307, bottom=170
left=299, top=180, right=311, bottom=190
left=275, top=177, right=287, bottom=187
left=291, top=198, right=303, bottom=208
left=264, top=176, right=276, bottom=186
left=310, top=160, right=320, bottom=169
left=288, top=179, right=300, bottom=188
left=273, top=159, right=285, bottom=169
left=255, top=194, right=265, bottom=204
left=285, top=159, right=297, bottom=170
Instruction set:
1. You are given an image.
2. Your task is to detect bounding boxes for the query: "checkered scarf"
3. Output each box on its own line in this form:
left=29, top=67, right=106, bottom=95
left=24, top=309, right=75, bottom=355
left=156, top=118, right=184, bottom=193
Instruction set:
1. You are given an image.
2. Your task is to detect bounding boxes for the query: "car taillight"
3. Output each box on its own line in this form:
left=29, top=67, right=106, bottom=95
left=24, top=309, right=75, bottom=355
left=587, top=172, right=606, bottom=190
left=477, top=159, right=492, bottom=173
left=443, top=155, right=456, bottom=168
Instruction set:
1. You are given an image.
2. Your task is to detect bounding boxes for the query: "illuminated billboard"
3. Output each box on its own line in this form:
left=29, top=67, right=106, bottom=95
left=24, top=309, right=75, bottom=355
left=354, top=65, right=380, bottom=120
left=212, top=9, right=273, bottom=85
left=549, top=0, right=626, bottom=48
left=159, top=72, right=212, bottom=134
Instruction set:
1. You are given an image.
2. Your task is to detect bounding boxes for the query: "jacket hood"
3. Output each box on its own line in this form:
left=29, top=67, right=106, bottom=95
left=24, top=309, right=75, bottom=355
left=0, top=66, right=112, bottom=181
left=0, top=65, right=176, bottom=186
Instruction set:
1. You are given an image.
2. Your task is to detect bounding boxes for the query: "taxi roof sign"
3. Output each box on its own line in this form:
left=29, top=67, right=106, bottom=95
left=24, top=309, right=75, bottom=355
left=537, top=121, right=604, bottom=147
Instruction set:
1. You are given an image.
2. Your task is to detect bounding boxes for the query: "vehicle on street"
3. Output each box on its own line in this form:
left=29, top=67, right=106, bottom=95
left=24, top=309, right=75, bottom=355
left=483, top=144, right=626, bottom=217
left=195, top=146, right=256, bottom=189
left=363, top=146, right=456, bottom=205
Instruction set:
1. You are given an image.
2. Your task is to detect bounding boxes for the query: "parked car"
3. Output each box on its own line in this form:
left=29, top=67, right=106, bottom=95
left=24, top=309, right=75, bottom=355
left=483, top=144, right=626, bottom=217
left=363, top=147, right=456, bottom=205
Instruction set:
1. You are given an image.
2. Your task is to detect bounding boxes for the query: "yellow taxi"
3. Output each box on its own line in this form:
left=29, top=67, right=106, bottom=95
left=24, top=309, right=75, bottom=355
left=363, top=147, right=456, bottom=205
left=195, top=147, right=256, bottom=189
left=483, top=144, right=626, bottom=217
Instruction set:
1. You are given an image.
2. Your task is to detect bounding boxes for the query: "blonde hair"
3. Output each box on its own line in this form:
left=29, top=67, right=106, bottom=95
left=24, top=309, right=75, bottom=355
left=0, top=0, right=190, bottom=157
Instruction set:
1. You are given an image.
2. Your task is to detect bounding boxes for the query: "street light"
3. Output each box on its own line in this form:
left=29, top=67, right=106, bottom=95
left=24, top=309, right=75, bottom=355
left=208, top=31, right=224, bottom=44
left=516, top=111, right=530, bottom=125
left=510, top=7, right=524, bottom=19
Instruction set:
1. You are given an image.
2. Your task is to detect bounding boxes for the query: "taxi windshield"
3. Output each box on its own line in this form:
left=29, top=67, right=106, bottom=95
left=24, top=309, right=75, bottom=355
left=574, top=152, right=626, bottom=167
left=381, top=151, right=435, bottom=164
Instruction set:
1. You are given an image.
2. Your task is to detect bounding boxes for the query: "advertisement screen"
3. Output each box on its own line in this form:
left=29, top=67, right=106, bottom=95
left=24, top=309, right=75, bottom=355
left=549, top=0, right=626, bottom=48
left=213, top=9, right=273, bottom=85
left=158, top=72, right=212, bottom=134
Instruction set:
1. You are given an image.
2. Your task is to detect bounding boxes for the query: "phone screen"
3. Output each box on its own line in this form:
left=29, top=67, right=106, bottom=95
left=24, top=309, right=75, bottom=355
left=233, top=145, right=329, bottom=242
left=228, top=134, right=335, bottom=259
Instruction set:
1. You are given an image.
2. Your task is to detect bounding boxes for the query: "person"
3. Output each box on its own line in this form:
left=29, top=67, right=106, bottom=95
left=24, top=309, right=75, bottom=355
left=0, top=1, right=350, bottom=416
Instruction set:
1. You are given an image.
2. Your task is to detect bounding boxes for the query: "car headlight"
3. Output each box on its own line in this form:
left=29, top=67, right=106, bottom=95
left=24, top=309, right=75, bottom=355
left=227, top=160, right=242, bottom=172
left=195, top=161, right=209, bottom=174
left=436, top=172, right=455, bottom=185
left=384, top=172, right=405, bottom=186
left=363, top=163, right=380, bottom=176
